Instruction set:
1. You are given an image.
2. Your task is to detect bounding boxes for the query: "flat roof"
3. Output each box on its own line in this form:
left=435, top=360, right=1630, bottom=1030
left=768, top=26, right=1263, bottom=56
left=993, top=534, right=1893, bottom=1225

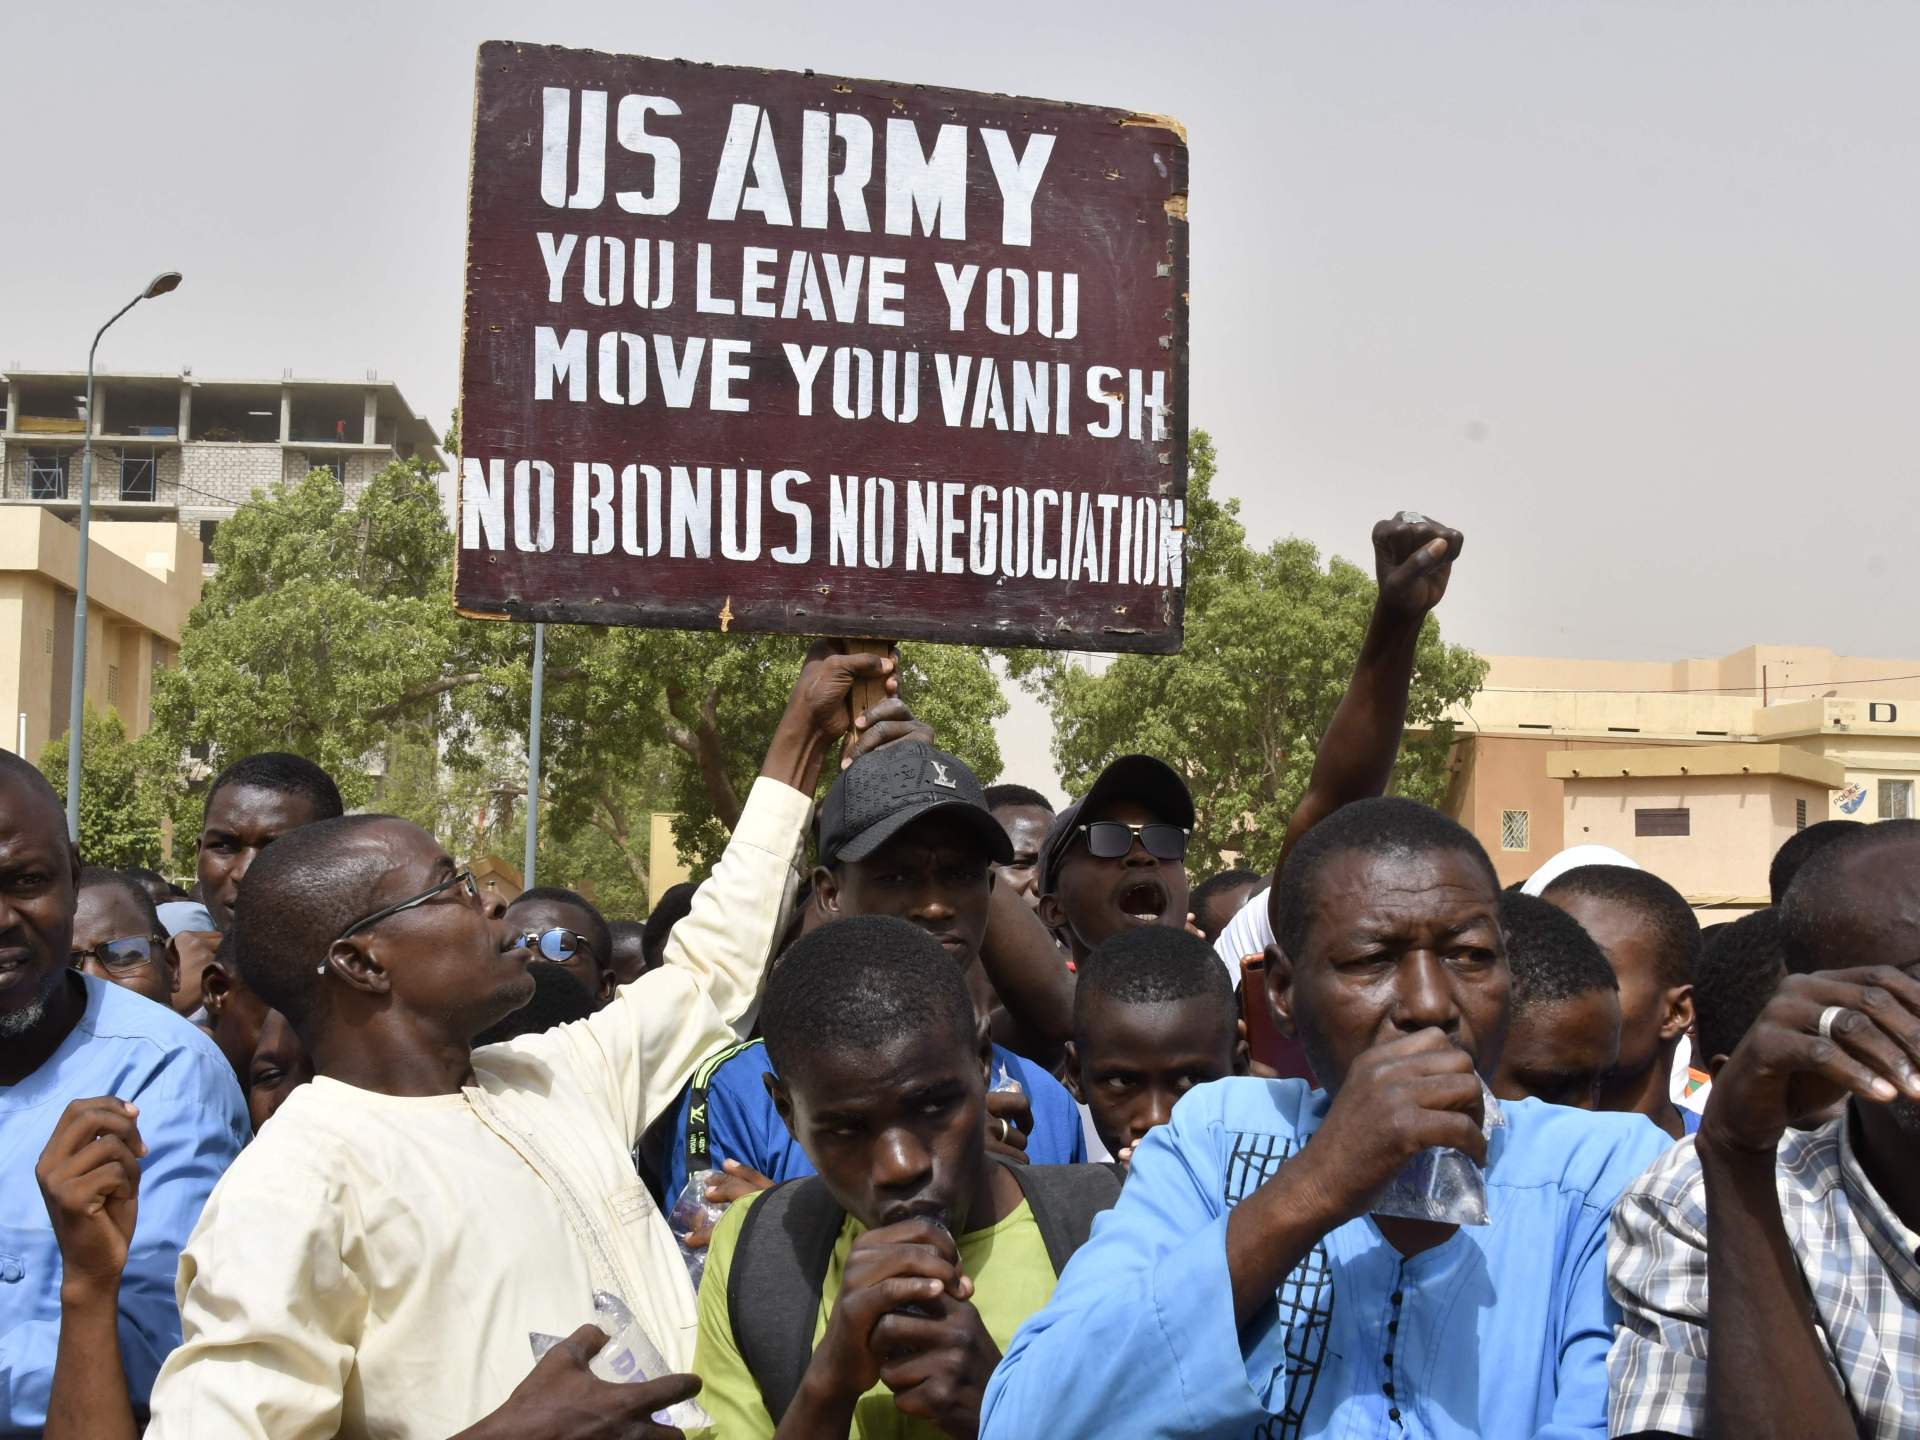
left=2, top=367, right=442, bottom=464
left=1546, top=743, right=1844, bottom=788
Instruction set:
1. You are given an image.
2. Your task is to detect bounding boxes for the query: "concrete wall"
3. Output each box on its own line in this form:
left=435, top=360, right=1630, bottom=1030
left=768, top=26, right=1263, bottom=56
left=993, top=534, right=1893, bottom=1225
left=179, top=442, right=284, bottom=508
left=1560, top=772, right=1832, bottom=899
left=1446, top=733, right=1689, bottom=887
left=0, top=513, right=201, bottom=757
left=282, top=449, right=383, bottom=494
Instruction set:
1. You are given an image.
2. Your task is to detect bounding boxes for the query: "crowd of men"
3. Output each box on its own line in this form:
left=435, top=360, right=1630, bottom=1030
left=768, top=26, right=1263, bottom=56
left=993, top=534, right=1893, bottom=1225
left=3, top=511, right=1916, bottom=1439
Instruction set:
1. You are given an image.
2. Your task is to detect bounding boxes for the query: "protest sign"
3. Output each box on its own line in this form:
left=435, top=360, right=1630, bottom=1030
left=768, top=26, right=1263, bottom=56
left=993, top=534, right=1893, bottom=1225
left=457, top=41, right=1188, bottom=650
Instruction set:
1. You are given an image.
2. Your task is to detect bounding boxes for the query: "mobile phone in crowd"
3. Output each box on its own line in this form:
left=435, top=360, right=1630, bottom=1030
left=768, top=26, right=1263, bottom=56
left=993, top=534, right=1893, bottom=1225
left=1239, top=949, right=1316, bottom=1084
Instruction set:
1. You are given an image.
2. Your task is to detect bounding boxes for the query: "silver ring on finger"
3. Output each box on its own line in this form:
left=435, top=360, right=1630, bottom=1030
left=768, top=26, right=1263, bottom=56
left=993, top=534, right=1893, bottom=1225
left=994, top=1116, right=1008, bottom=1143
left=1817, top=1004, right=1849, bottom=1041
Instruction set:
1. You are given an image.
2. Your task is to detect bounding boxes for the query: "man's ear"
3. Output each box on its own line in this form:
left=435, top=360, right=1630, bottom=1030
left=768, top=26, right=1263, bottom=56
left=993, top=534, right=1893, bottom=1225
left=595, top=966, right=616, bottom=1006
left=1060, top=1040, right=1084, bottom=1102
left=1659, top=983, right=1696, bottom=1044
left=1233, top=1017, right=1251, bottom=1077
left=764, top=1070, right=800, bottom=1142
left=160, top=938, right=181, bottom=996
left=812, top=866, right=841, bottom=916
left=1706, top=1052, right=1729, bottom=1078
left=326, top=935, right=391, bottom=998
left=1265, top=943, right=1299, bottom=1038
left=1035, top=890, right=1068, bottom=937
left=200, top=957, right=232, bottom=1016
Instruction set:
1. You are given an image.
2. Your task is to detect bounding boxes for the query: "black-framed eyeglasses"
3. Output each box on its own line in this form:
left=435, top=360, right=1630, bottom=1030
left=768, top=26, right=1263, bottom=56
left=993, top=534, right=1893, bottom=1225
left=514, top=928, right=600, bottom=965
left=335, top=869, right=479, bottom=943
left=70, top=935, right=167, bottom=974
left=1075, top=821, right=1190, bottom=863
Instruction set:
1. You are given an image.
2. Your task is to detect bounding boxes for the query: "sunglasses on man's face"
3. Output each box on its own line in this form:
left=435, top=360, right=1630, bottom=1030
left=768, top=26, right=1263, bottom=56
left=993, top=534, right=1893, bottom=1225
left=71, top=935, right=166, bottom=974
left=1075, top=821, right=1190, bottom=863
left=514, top=928, right=600, bottom=965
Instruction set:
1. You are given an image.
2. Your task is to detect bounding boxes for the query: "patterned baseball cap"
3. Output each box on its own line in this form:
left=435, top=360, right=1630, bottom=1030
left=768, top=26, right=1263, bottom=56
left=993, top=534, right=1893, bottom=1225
left=817, top=741, right=1015, bottom=866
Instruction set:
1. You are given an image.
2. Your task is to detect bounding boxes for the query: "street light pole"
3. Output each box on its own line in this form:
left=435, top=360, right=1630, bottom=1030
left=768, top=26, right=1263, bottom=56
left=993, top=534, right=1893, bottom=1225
left=65, top=271, right=181, bottom=842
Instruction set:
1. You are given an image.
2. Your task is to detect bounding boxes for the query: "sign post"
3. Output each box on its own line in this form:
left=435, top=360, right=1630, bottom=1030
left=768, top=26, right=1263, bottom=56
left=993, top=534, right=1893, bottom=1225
left=458, top=42, right=1188, bottom=653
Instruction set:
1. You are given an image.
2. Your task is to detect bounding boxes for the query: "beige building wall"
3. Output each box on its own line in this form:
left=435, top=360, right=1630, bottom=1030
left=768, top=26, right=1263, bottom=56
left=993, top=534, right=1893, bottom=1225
left=0, top=511, right=201, bottom=758
left=1447, top=733, right=1691, bottom=887
left=1440, top=645, right=1920, bottom=904
left=649, top=812, right=694, bottom=903
left=1548, top=746, right=1843, bottom=904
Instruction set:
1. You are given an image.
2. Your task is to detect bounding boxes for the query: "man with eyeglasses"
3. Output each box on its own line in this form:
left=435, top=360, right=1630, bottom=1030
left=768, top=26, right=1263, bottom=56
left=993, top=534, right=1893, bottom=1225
left=503, top=886, right=617, bottom=1007
left=0, top=753, right=247, bottom=1436
left=71, top=867, right=179, bottom=1010
left=70, top=644, right=914, bottom=1440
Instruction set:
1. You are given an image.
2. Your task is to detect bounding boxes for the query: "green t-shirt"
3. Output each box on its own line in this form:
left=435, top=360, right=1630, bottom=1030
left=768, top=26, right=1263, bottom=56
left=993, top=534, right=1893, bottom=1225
left=692, top=1191, right=1058, bottom=1439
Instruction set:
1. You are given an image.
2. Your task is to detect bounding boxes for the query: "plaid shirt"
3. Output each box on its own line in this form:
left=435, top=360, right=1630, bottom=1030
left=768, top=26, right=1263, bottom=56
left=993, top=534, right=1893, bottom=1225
left=1606, top=1114, right=1920, bottom=1438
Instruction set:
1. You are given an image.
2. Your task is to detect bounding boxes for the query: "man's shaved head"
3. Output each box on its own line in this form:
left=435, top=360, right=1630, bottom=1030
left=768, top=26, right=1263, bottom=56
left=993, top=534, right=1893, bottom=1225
left=232, top=814, right=394, bottom=1026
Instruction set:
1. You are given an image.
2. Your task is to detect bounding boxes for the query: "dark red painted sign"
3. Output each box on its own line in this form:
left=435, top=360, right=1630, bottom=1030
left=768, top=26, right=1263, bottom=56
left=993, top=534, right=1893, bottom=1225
left=457, top=41, right=1188, bottom=651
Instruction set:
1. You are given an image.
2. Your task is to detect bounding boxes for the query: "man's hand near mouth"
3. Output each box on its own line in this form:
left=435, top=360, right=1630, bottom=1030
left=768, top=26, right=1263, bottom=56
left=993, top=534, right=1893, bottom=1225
left=780, top=1216, right=983, bottom=1439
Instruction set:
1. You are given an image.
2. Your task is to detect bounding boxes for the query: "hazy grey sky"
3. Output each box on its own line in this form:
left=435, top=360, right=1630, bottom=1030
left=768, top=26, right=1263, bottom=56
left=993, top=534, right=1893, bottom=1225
left=7, top=1, right=1917, bottom=792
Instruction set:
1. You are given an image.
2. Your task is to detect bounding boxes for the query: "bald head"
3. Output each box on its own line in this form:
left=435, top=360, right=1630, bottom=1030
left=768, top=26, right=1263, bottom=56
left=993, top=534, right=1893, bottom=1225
left=0, top=752, right=68, bottom=836
left=233, top=813, right=531, bottom=1065
left=233, top=814, right=397, bottom=1026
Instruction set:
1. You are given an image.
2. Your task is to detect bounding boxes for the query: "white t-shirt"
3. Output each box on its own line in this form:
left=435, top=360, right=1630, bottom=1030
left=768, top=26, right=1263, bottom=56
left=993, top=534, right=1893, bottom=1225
left=1211, top=885, right=1274, bottom=984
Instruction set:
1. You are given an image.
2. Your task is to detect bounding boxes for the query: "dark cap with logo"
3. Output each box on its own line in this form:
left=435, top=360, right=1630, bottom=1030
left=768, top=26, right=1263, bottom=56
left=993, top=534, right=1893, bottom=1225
left=818, top=741, right=1016, bottom=867
left=1038, top=754, right=1196, bottom=896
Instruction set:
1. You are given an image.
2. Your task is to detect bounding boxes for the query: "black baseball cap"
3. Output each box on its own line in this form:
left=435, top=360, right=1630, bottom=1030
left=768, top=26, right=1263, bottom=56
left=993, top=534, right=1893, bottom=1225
left=1039, top=754, right=1196, bottom=896
left=818, top=741, right=1015, bottom=867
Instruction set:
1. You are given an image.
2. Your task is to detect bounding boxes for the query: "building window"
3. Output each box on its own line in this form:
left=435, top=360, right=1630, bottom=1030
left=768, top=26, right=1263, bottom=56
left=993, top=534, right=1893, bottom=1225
left=1880, top=779, right=1913, bottom=821
left=119, top=448, right=157, bottom=501
left=107, top=665, right=121, bottom=706
left=1500, top=810, right=1530, bottom=851
left=309, top=453, right=347, bottom=484
left=1635, top=807, right=1691, bottom=837
left=27, top=448, right=69, bottom=499
left=199, top=520, right=221, bottom=555
left=1796, top=798, right=1808, bottom=830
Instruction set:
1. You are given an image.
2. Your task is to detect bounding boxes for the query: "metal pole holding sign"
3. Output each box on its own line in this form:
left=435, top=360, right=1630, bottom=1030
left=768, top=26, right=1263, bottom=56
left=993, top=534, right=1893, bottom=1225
left=523, top=621, right=545, bottom=887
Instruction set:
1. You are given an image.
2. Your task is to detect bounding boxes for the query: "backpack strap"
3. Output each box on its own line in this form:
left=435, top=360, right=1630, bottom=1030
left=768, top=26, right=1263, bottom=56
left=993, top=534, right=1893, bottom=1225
left=683, top=1038, right=761, bottom=1181
left=1002, top=1160, right=1126, bottom=1275
left=727, top=1175, right=845, bottom=1423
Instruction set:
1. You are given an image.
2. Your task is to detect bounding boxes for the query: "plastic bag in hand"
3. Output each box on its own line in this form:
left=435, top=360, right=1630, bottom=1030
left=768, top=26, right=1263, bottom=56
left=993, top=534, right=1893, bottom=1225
left=667, top=1167, right=728, bottom=1286
left=528, top=1291, right=713, bottom=1429
left=1370, top=1083, right=1505, bottom=1227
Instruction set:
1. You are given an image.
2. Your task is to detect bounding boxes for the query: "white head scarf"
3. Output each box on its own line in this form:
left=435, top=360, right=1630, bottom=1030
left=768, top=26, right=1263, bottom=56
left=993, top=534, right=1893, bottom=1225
left=1520, top=844, right=1641, bottom=897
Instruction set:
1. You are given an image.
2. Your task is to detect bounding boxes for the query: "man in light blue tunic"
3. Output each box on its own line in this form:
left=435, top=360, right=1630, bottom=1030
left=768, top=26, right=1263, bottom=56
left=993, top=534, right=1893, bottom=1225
left=982, top=798, right=1668, bottom=1440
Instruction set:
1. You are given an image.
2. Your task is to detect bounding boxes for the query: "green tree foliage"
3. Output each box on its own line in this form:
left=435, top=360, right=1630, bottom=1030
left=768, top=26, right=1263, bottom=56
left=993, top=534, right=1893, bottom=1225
left=151, top=459, right=485, bottom=810
left=153, top=459, right=1008, bottom=896
left=39, top=706, right=168, bottom=869
left=484, top=628, right=1007, bottom=880
left=1006, top=432, right=1485, bottom=876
